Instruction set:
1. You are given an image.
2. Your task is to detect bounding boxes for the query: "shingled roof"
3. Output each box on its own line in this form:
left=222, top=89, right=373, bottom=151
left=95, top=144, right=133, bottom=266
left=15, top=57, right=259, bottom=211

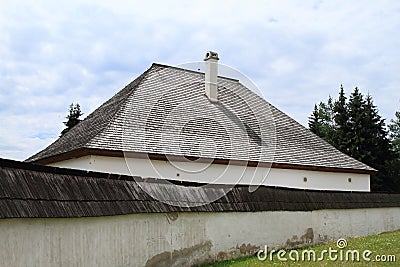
left=26, top=63, right=374, bottom=173
left=0, top=158, right=397, bottom=218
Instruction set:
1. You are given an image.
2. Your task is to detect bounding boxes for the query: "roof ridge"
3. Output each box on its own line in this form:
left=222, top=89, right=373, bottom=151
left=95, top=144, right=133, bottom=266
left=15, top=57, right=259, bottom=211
left=152, top=62, right=240, bottom=82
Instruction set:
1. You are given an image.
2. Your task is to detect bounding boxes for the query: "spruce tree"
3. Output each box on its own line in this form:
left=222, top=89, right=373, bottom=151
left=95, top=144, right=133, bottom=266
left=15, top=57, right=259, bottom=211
left=309, top=86, right=399, bottom=192
left=61, top=103, right=83, bottom=136
left=332, top=85, right=350, bottom=153
left=323, top=96, right=335, bottom=144
left=389, top=111, right=400, bottom=157
left=362, top=94, right=393, bottom=191
left=387, top=111, right=400, bottom=192
left=308, top=98, right=335, bottom=143
left=308, top=104, right=320, bottom=135
left=347, top=87, right=366, bottom=161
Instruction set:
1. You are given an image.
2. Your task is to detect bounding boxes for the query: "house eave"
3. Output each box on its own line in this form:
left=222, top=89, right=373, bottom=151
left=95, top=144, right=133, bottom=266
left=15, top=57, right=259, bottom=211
left=29, top=148, right=377, bottom=175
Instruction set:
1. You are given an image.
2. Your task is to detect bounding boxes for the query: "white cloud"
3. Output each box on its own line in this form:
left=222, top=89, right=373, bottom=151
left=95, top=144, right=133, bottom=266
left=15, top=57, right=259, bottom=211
left=0, top=0, right=399, bottom=160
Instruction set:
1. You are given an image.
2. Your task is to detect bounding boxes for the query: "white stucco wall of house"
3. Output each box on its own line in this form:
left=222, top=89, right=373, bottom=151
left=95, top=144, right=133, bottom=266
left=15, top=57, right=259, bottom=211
left=48, top=155, right=370, bottom=191
left=0, top=208, right=399, bottom=267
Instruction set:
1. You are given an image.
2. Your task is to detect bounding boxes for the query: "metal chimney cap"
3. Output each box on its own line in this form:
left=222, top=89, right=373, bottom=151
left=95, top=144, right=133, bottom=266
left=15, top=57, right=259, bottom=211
left=204, top=51, right=219, bottom=61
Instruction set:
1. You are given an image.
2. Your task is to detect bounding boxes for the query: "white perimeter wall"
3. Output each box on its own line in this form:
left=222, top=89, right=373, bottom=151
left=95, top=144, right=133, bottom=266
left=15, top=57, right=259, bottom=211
left=0, top=208, right=399, bottom=267
left=49, top=155, right=370, bottom=191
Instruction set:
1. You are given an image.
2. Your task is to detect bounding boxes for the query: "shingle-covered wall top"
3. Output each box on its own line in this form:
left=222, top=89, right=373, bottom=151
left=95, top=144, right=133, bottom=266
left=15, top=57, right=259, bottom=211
left=26, top=64, right=374, bottom=172
left=0, top=158, right=397, bottom=218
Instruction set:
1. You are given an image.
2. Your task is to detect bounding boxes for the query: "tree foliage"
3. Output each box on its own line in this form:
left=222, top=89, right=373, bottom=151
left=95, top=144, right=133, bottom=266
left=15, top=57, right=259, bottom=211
left=308, top=86, right=398, bottom=192
left=387, top=111, right=400, bottom=192
left=332, top=85, right=350, bottom=154
left=308, top=97, right=335, bottom=144
left=61, top=103, right=83, bottom=136
left=389, top=111, right=400, bottom=157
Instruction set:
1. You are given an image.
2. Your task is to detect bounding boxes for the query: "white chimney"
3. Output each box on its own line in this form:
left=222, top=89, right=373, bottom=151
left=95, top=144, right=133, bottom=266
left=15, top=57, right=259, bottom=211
left=204, top=51, right=219, bottom=102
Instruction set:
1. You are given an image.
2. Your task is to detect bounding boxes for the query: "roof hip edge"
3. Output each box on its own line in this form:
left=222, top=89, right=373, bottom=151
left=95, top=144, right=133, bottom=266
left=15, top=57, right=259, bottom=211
left=84, top=65, right=152, bottom=148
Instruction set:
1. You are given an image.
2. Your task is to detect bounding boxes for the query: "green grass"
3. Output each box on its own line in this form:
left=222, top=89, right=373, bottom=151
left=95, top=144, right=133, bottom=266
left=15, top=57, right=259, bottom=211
left=201, top=230, right=400, bottom=267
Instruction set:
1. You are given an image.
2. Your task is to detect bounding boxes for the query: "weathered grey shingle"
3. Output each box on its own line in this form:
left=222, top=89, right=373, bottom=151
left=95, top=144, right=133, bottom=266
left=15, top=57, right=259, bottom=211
left=26, top=63, right=374, bottom=172
left=0, top=158, right=398, bottom=218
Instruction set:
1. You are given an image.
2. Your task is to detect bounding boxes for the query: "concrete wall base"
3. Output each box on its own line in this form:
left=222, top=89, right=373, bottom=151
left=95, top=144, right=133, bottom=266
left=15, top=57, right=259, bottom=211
left=0, top=208, right=399, bottom=267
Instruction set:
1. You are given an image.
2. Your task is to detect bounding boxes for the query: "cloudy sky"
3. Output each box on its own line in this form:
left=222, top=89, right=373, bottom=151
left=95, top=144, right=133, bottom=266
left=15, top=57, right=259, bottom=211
left=1, top=0, right=399, bottom=161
